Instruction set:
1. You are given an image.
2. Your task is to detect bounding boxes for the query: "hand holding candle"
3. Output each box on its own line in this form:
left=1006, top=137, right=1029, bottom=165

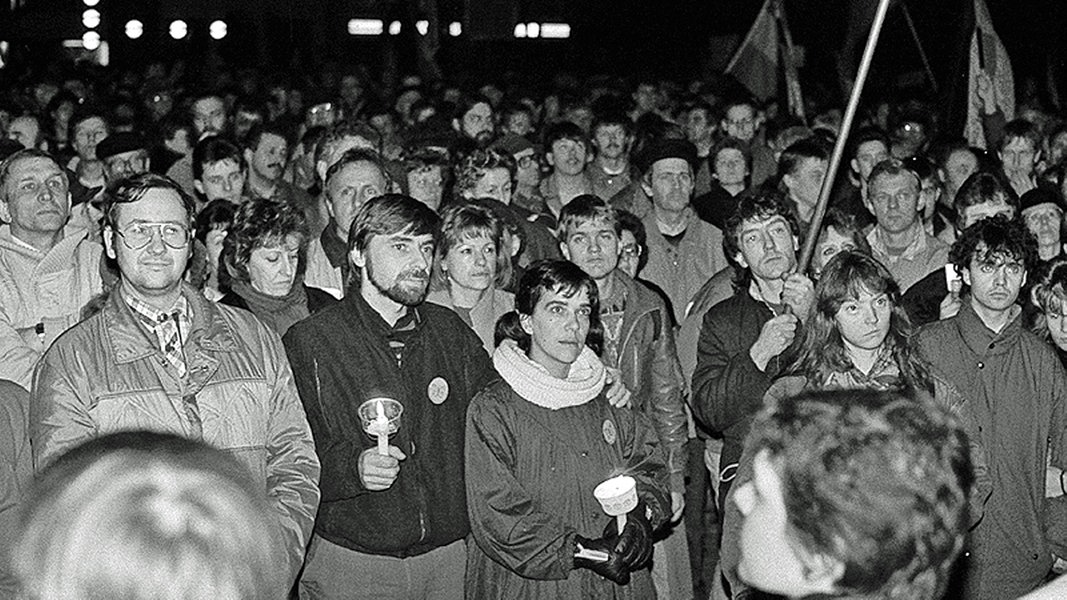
left=593, top=475, right=638, bottom=532
left=358, top=398, right=403, bottom=456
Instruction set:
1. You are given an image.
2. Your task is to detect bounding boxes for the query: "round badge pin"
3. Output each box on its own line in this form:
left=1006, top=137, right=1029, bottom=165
left=602, top=419, right=618, bottom=445
left=428, top=377, right=449, bottom=405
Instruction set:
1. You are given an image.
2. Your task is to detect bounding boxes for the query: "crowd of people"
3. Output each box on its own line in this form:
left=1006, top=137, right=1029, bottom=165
left=1, top=54, right=1067, bottom=600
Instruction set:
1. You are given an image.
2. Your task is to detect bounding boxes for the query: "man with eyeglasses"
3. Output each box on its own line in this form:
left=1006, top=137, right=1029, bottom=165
left=0, top=149, right=104, bottom=390
left=31, top=172, right=320, bottom=591
left=863, top=158, right=949, bottom=292
left=916, top=215, right=1067, bottom=600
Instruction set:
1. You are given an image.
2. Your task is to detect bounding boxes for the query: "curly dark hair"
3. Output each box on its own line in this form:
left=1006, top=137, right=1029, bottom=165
left=949, top=213, right=1038, bottom=278
left=221, top=197, right=309, bottom=286
left=722, top=190, right=801, bottom=289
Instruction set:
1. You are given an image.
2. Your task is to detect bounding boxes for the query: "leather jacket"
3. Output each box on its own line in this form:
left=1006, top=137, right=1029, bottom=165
left=610, top=271, right=688, bottom=492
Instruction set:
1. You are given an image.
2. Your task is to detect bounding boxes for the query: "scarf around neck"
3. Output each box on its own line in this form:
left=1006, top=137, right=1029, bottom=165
left=232, top=278, right=309, bottom=336
left=493, top=338, right=606, bottom=410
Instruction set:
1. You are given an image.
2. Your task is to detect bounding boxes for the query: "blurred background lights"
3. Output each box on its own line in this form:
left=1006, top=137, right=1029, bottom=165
left=540, top=23, right=571, bottom=38
left=82, top=31, right=100, bottom=50
left=125, top=20, right=143, bottom=39
left=347, top=19, right=383, bottom=36
left=82, top=0, right=99, bottom=6
left=514, top=23, right=527, bottom=38
left=526, top=22, right=540, bottom=38
left=169, top=20, right=187, bottom=40
left=209, top=20, right=227, bottom=40
left=415, top=20, right=429, bottom=35
left=388, top=21, right=401, bottom=35
left=82, top=9, right=100, bottom=29
left=449, top=22, right=462, bottom=36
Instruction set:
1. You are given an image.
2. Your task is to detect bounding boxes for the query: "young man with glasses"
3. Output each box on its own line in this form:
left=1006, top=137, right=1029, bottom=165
left=31, top=172, right=320, bottom=591
left=0, top=149, right=104, bottom=389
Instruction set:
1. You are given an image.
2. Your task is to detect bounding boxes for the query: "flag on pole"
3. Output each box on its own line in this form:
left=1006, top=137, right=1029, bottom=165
left=965, top=0, right=1014, bottom=149
left=725, top=0, right=804, bottom=118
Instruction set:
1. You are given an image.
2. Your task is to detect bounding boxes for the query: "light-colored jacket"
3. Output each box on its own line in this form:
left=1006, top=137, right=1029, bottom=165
left=31, top=283, right=321, bottom=584
left=639, top=210, right=727, bottom=324
left=305, top=235, right=345, bottom=300
left=425, top=288, right=514, bottom=355
left=0, top=224, right=103, bottom=390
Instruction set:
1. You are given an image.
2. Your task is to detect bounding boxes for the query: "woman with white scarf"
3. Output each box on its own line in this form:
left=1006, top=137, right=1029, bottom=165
left=464, top=260, right=671, bottom=599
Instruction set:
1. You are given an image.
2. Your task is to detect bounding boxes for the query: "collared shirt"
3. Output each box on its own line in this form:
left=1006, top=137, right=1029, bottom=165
left=866, top=224, right=949, bottom=293
left=122, top=290, right=192, bottom=377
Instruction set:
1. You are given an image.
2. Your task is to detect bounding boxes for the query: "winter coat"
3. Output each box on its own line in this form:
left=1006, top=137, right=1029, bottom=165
left=30, top=283, right=320, bottom=583
left=917, top=303, right=1067, bottom=600
left=464, top=379, right=671, bottom=599
left=691, top=289, right=796, bottom=488
left=0, top=223, right=103, bottom=389
left=608, top=271, right=688, bottom=491
left=283, top=293, right=496, bottom=557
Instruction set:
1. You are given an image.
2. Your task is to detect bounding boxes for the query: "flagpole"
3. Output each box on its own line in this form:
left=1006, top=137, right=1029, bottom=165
left=900, top=2, right=938, bottom=94
left=797, top=0, right=892, bottom=274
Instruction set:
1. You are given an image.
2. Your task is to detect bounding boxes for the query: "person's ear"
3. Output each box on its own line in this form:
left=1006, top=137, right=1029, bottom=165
left=519, top=313, right=533, bottom=336
left=349, top=246, right=366, bottom=270
left=193, top=179, right=205, bottom=195
left=560, top=241, right=571, bottom=260
left=546, top=151, right=556, bottom=168
left=734, top=251, right=749, bottom=269
left=452, top=118, right=462, bottom=134
left=103, top=225, right=117, bottom=260
left=0, top=200, right=10, bottom=223
left=243, top=148, right=255, bottom=165
left=640, top=175, right=653, bottom=197
left=962, top=267, right=972, bottom=287
left=850, top=157, right=860, bottom=175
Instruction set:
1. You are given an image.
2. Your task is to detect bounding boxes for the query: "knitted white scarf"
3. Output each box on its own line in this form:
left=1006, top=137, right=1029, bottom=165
left=493, top=339, right=606, bottom=410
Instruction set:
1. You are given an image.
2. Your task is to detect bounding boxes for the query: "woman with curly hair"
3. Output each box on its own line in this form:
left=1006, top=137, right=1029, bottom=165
left=219, top=197, right=334, bottom=335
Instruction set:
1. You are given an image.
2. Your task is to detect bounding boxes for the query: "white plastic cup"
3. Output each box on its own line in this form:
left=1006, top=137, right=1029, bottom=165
left=593, top=475, right=638, bottom=531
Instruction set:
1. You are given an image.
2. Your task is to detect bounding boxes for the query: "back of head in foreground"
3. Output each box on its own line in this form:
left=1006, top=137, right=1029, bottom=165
left=734, top=388, right=972, bottom=600
left=12, top=431, right=287, bottom=600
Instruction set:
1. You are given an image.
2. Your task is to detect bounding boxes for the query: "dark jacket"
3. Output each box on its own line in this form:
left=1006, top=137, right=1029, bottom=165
left=609, top=271, right=688, bottom=491
left=465, top=379, right=669, bottom=599
left=690, top=290, right=796, bottom=487
left=917, top=304, right=1067, bottom=600
left=283, top=292, right=495, bottom=557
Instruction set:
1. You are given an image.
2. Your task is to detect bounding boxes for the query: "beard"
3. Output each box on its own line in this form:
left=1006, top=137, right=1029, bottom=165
left=366, top=257, right=430, bottom=307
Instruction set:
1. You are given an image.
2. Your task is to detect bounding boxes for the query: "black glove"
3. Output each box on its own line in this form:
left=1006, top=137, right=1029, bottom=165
left=573, top=534, right=631, bottom=585
left=602, top=502, right=655, bottom=570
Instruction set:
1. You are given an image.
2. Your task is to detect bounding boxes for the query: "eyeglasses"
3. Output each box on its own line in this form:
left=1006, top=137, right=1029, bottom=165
left=116, top=222, right=190, bottom=250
